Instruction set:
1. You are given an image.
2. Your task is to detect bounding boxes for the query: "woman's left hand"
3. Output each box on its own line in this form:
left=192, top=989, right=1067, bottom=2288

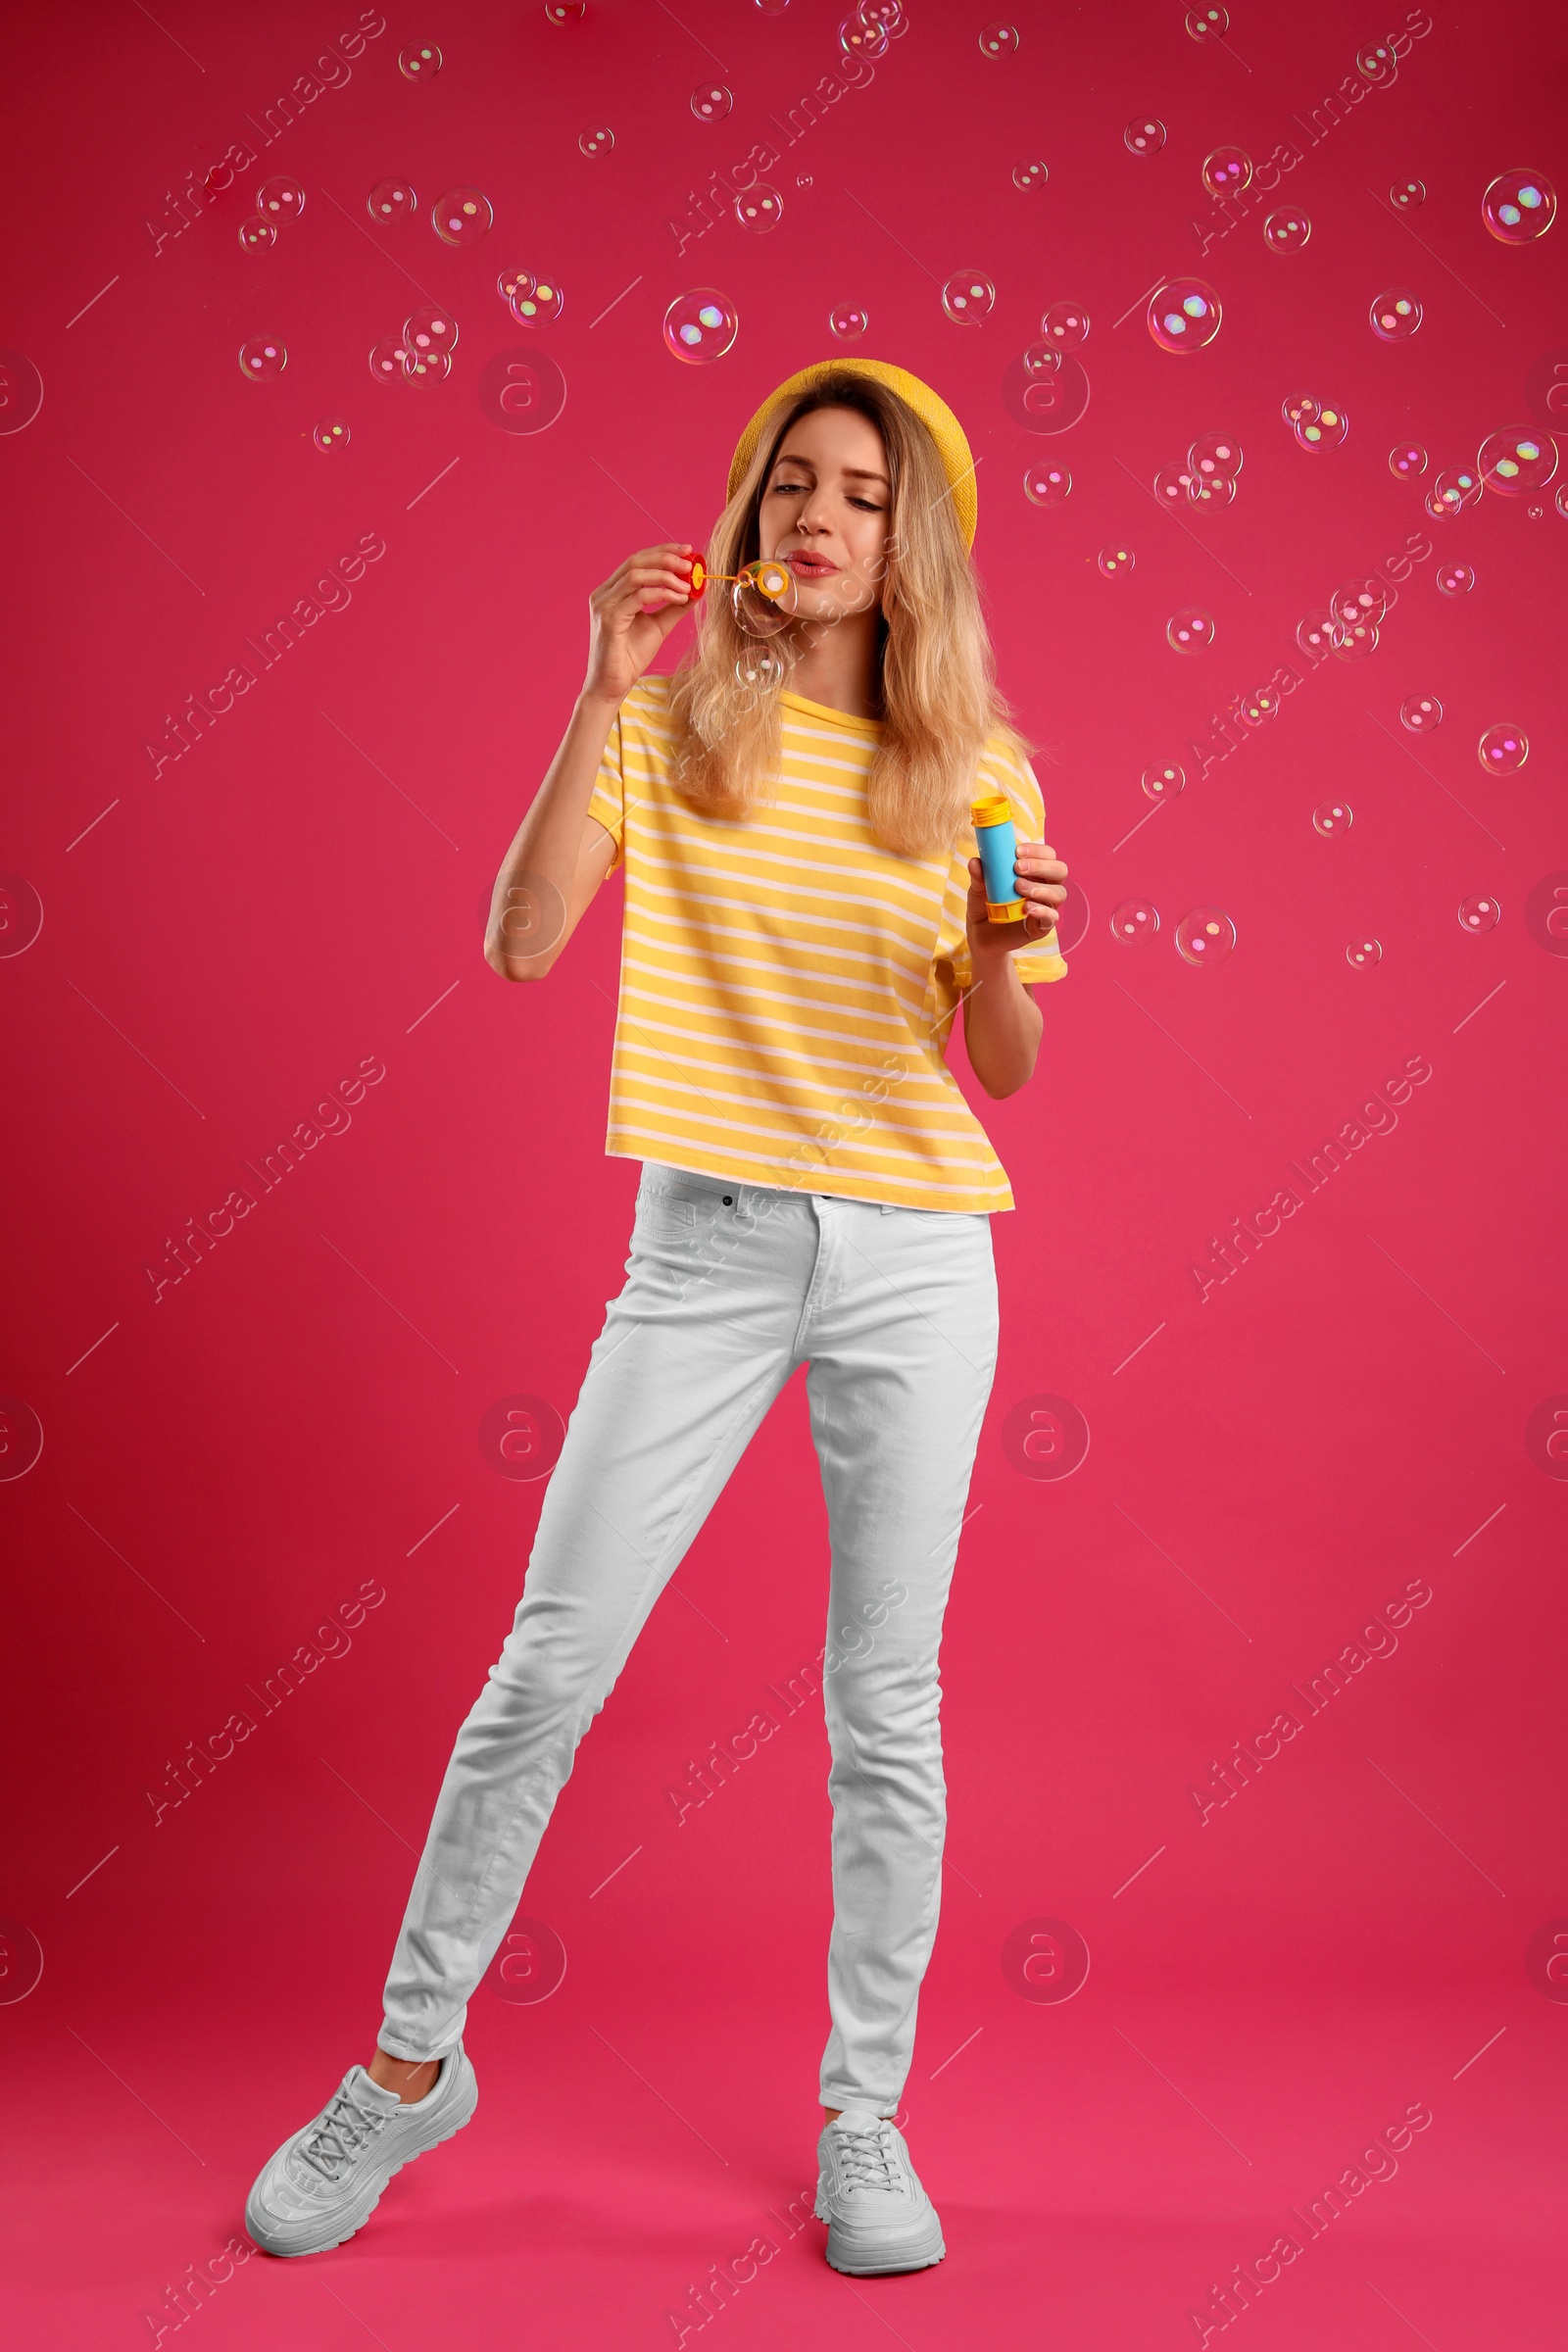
left=964, top=839, right=1068, bottom=962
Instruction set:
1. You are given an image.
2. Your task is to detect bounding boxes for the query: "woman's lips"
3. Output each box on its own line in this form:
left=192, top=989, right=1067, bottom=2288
left=784, top=552, right=838, bottom=576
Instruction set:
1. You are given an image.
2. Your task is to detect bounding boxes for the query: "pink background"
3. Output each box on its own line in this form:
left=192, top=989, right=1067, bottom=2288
left=3, top=1, right=1564, bottom=2344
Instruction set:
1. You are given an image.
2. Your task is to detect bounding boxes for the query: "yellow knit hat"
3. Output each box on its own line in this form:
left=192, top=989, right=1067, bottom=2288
left=726, top=359, right=978, bottom=551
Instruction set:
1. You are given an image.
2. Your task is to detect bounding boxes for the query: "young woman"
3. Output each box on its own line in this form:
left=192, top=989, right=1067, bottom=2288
left=246, top=360, right=1069, bottom=2278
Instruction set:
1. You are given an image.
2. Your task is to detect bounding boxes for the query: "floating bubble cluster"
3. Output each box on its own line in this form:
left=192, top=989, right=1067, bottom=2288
left=1287, top=396, right=1349, bottom=452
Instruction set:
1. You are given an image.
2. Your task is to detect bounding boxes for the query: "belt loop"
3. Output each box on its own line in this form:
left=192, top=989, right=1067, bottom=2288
left=880, top=1200, right=895, bottom=1214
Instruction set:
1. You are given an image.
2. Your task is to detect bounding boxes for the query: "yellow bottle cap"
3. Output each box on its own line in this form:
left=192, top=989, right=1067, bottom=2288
left=971, top=792, right=1013, bottom=828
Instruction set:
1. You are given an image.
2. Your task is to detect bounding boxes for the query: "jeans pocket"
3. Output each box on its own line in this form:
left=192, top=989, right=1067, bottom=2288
left=635, top=1192, right=700, bottom=1247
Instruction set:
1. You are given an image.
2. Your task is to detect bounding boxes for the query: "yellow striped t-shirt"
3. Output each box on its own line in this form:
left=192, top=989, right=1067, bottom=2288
left=584, top=680, right=1066, bottom=1214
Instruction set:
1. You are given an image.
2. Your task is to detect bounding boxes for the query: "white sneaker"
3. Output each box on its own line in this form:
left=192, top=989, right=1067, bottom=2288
left=814, top=2104, right=946, bottom=2275
left=245, top=2045, right=477, bottom=2257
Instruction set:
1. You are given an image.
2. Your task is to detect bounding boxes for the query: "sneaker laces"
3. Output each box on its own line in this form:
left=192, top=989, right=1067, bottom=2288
left=297, top=2083, right=394, bottom=2180
left=833, top=2121, right=902, bottom=2194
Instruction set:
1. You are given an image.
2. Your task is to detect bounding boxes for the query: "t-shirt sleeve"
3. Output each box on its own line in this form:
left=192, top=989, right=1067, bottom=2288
left=585, top=708, right=626, bottom=872
left=933, top=744, right=1069, bottom=993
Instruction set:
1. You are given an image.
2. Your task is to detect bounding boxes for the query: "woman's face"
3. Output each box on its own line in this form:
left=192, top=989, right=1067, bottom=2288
left=757, top=405, right=891, bottom=625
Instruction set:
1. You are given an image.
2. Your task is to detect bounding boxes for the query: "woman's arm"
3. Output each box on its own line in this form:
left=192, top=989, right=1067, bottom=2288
left=483, top=701, right=620, bottom=980
left=484, top=541, right=696, bottom=982
left=959, top=839, right=1067, bottom=1098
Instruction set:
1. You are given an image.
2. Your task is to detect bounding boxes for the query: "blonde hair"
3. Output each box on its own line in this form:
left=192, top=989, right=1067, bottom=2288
left=665, top=371, right=1028, bottom=861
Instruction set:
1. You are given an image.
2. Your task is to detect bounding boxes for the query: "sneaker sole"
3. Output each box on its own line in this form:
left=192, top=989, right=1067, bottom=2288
left=246, top=2067, right=478, bottom=2258
left=815, top=2199, right=947, bottom=2276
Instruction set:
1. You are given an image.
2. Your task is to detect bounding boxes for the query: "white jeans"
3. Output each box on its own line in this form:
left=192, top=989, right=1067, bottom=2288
left=379, top=1161, right=1000, bottom=2114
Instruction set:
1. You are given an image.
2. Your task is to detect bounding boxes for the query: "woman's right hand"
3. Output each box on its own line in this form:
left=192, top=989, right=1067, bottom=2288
left=581, top=543, right=701, bottom=708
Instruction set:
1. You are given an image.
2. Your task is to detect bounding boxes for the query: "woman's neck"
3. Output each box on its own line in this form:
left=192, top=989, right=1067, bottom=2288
left=781, top=607, right=882, bottom=719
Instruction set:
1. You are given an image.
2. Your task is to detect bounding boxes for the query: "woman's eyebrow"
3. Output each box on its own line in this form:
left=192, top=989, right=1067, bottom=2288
left=770, top=452, right=890, bottom=485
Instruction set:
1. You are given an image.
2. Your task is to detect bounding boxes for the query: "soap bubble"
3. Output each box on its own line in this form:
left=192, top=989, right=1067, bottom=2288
left=368, top=178, right=416, bottom=224
left=1201, top=146, right=1251, bottom=198
left=1479, top=425, right=1557, bottom=497
left=1111, top=901, right=1159, bottom=941
left=1189, top=469, right=1236, bottom=509
left=1176, top=908, right=1236, bottom=966
left=432, top=188, right=493, bottom=246
left=691, top=83, right=732, bottom=122
left=1023, top=341, right=1060, bottom=378
left=1356, top=40, right=1399, bottom=83
left=1188, top=429, right=1242, bottom=484
left=1040, top=301, right=1089, bottom=348
left=1331, top=579, right=1387, bottom=627
left=732, top=561, right=799, bottom=639
left=979, top=23, right=1020, bottom=56
left=1557, top=484, right=1568, bottom=519
left=1098, top=544, right=1135, bottom=577
left=1023, top=462, right=1070, bottom=506
left=829, top=301, right=868, bottom=339
left=1142, top=762, right=1184, bottom=801
left=1282, top=390, right=1318, bottom=429
left=1391, top=178, right=1425, bottom=210
left=257, top=176, right=305, bottom=222
left=1400, top=693, right=1443, bottom=732
left=578, top=126, right=614, bottom=158
left=1263, top=209, right=1311, bottom=251
left=735, top=184, right=783, bottom=231
left=405, top=305, right=458, bottom=362
left=312, top=417, right=350, bottom=453
left=404, top=346, right=450, bottom=383
left=1458, top=894, right=1501, bottom=933
left=545, top=2, right=585, bottom=17
left=1313, top=800, right=1352, bottom=836
left=1239, top=682, right=1281, bottom=725
left=1389, top=441, right=1427, bottom=480
left=1481, top=169, right=1556, bottom=243
left=1478, top=724, right=1528, bottom=773
left=841, top=16, right=888, bottom=60
left=498, top=267, right=534, bottom=308
left=1186, top=6, right=1229, bottom=38
left=1428, top=465, right=1481, bottom=517
left=368, top=334, right=410, bottom=383
left=1296, top=402, right=1348, bottom=451
left=1297, top=610, right=1344, bottom=661
left=399, top=42, right=441, bottom=79
left=858, top=0, right=906, bottom=32
left=1012, top=159, right=1049, bottom=190
left=736, top=646, right=787, bottom=692
left=1346, top=939, right=1382, bottom=969
left=1148, top=279, right=1221, bottom=352
left=238, top=218, right=275, bottom=251
left=1157, top=469, right=1198, bottom=514
left=1436, top=561, right=1475, bottom=595
left=662, top=289, right=737, bottom=363
left=1124, top=118, right=1166, bottom=156
left=1370, top=287, right=1422, bottom=341
left=943, top=272, right=996, bottom=323
left=1334, top=619, right=1380, bottom=662
left=238, top=334, right=286, bottom=381
left=511, top=277, right=564, bottom=326
left=1166, top=608, right=1215, bottom=654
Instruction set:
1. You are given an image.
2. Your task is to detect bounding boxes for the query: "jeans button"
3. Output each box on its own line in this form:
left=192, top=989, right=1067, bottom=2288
left=722, top=1194, right=733, bottom=1204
